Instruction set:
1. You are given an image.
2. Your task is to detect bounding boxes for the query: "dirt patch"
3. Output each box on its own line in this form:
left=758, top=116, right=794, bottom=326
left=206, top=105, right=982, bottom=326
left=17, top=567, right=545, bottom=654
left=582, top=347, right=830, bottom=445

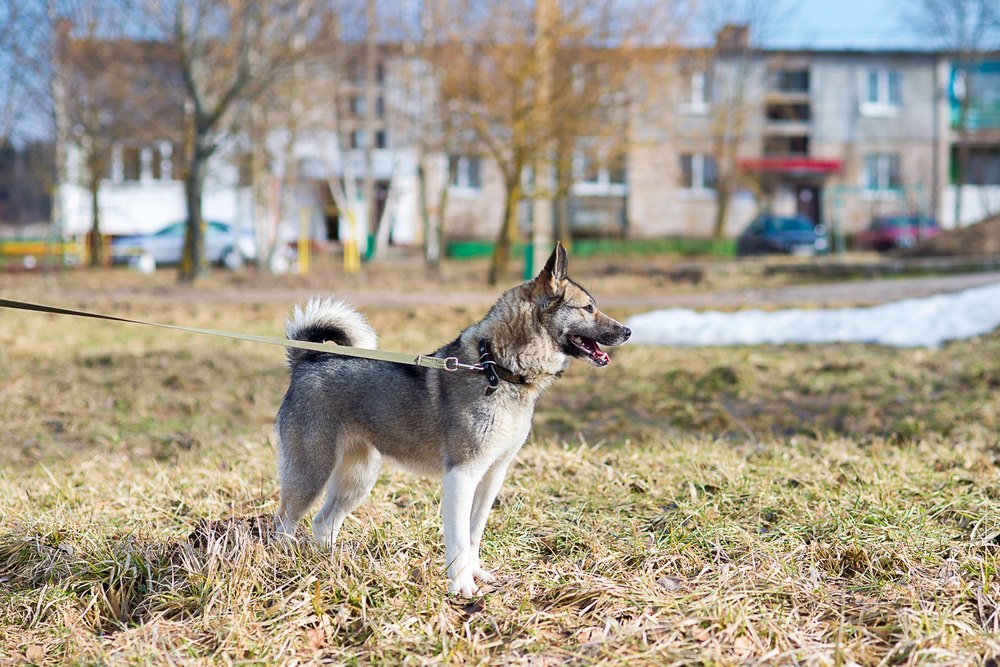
left=900, top=214, right=1000, bottom=257
left=187, top=514, right=277, bottom=549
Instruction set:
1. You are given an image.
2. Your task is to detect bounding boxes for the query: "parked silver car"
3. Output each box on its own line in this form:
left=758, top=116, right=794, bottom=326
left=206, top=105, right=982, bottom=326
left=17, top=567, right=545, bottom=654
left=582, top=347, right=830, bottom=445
left=112, top=221, right=256, bottom=270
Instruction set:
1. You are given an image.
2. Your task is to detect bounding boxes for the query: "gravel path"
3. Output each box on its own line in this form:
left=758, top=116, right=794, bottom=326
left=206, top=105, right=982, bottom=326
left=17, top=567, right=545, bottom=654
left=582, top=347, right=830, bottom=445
left=83, top=270, right=1000, bottom=311
left=14, top=269, right=1000, bottom=313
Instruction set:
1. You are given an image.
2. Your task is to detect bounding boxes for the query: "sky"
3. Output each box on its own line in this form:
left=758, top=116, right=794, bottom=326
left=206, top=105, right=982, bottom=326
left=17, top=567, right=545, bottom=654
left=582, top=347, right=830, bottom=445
left=758, top=0, right=926, bottom=50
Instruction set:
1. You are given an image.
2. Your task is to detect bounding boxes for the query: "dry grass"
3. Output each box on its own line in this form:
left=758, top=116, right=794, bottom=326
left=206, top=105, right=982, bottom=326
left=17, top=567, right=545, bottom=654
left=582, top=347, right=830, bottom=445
left=2, top=266, right=1000, bottom=665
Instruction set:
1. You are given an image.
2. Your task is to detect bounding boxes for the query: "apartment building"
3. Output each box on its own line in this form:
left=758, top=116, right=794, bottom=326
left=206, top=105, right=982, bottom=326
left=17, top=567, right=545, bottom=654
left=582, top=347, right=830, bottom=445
left=443, top=33, right=995, bottom=242
left=51, top=27, right=999, bottom=249
left=568, top=35, right=952, bottom=240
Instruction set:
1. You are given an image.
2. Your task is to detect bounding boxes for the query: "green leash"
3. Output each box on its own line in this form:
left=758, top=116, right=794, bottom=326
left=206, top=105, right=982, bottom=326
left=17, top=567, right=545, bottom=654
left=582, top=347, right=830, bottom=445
left=0, top=297, right=465, bottom=371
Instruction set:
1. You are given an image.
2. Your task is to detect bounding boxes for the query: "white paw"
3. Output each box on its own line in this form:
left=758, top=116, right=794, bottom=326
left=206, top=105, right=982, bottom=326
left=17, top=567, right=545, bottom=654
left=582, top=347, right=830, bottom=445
left=273, top=518, right=297, bottom=543
left=273, top=528, right=295, bottom=543
left=472, top=567, right=496, bottom=584
left=448, top=572, right=481, bottom=597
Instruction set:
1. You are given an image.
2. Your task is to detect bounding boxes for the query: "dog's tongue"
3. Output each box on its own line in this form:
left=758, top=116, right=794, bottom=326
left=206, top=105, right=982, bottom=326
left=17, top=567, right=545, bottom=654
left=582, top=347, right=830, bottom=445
left=580, top=337, right=610, bottom=366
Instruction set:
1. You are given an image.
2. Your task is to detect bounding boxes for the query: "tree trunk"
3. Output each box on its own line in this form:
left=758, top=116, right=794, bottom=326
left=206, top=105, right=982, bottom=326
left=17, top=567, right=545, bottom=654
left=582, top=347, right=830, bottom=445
left=953, top=132, right=969, bottom=227
left=417, top=160, right=435, bottom=268
left=417, top=157, right=448, bottom=270
left=952, top=61, right=973, bottom=228
left=556, top=195, right=570, bottom=246
left=433, top=175, right=448, bottom=267
left=554, top=145, right=573, bottom=247
left=362, top=0, right=378, bottom=260
left=180, top=141, right=209, bottom=282
left=712, top=176, right=731, bottom=238
left=488, top=177, right=522, bottom=285
left=88, top=173, right=101, bottom=267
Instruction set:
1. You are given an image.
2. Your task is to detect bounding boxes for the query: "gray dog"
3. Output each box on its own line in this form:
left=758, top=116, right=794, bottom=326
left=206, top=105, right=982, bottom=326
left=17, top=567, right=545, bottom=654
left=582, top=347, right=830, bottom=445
left=274, top=243, right=630, bottom=595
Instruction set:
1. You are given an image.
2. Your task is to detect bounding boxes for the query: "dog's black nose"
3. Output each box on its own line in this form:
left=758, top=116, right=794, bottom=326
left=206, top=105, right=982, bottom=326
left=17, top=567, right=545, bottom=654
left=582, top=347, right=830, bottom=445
left=621, top=327, right=631, bottom=340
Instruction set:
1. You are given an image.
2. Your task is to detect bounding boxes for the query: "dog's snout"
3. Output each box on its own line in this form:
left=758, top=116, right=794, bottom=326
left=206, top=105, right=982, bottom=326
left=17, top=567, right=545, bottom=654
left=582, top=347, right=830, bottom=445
left=621, top=326, right=631, bottom=340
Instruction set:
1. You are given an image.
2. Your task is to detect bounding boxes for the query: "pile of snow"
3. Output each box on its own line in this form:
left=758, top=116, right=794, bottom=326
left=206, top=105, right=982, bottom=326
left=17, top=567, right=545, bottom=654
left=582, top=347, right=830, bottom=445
left=626, top=282, right=1000, bottom=348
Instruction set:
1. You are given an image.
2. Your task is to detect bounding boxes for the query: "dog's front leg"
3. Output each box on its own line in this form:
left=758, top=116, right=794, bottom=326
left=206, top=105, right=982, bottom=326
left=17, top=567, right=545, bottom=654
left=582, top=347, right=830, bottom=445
left=443, top=465, right=480, bottom=596
left=468, top=453, right=516, bottom=585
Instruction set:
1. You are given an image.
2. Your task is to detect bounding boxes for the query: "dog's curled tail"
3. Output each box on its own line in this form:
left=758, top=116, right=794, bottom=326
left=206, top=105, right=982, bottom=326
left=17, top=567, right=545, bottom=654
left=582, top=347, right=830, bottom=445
left=284, top=298, right=378, bottom=368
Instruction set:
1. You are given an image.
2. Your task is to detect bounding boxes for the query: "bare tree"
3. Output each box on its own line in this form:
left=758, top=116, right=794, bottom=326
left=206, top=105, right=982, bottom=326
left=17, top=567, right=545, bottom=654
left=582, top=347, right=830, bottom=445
left=391, top=3, right=463, bottom=269
left=696, top=1, right=792, bottom=238
left=0, top=2, right=29, bottom=148
left=424, top=0, right=680, bottom=284
left=147, top=0, right=323, bottom=281
left=55, top=1, right=173, bottom=265
left=0, top=3, right=57, bottom=230
left=906, top=0, right=1000, bottom=227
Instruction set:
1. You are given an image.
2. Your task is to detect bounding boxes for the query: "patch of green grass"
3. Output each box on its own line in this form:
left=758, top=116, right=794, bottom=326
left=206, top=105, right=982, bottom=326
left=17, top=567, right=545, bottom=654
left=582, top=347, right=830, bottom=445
left=446, top=237, right=737, bottom=261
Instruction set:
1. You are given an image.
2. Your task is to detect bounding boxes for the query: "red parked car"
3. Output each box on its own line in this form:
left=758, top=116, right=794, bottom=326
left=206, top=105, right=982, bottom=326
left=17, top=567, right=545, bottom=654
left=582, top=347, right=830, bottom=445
left=855, top=215, right=940, bottom=252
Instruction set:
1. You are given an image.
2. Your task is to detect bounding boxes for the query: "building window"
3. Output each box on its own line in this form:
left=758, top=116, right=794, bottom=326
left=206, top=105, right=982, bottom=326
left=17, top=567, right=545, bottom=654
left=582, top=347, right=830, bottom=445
left=863, top=153, right=901, bottom=190
left=956, top=147, right=1000, bottom=186
left=574, top=148, right=628, bottom=190
left=684, top=70, right=711, bottom=113
left=122, top=146, right=141, bottom=182
left=149, top=146, right=162, bottom=180
left=862, top=68, right=902, bottom=114
left=769, top=68, right=809, bottom=93
left=349, top=60, right=385, bottom=85
left=351, top=96, right=366, bottom=116
left=159, top=142, right=174, bottom=180
left=608, top=153, right=627, bottom=185
left=680, top=153, right=717, bottom=191
left=350, top=129, right=387, bottom=149
left=448, top=155, right=482, bottom=190
left=350, top=96, right=384, bottom=118
left=579, top=149, right=600, bottom=183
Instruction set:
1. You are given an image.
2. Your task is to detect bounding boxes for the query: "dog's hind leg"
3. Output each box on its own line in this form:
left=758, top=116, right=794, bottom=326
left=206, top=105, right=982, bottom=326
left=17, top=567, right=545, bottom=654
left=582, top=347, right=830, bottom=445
left=274, top=431, right=338, bottom=542
left=311, top=441, right=382, bottom=548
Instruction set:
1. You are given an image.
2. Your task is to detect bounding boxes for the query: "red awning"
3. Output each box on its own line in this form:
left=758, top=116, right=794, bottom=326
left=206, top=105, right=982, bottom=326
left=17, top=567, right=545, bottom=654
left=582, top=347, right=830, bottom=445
left=738, top=157, right=842, bottom=175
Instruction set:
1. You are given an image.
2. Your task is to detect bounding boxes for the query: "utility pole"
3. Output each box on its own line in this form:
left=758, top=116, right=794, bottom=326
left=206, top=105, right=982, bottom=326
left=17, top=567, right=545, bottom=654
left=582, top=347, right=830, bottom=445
left=531, top=0, right=555, bottom=277
left=48, top=8, right=69, bottom=252
left=362, top=0, right=378, bottom=258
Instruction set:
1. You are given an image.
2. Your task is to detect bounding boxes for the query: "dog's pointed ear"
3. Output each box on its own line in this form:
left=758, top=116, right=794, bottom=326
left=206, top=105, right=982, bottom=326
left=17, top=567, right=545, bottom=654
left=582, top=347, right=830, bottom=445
left=531, top=241, right=568, bottom=303
left=542, top=241, right=568, bottom=282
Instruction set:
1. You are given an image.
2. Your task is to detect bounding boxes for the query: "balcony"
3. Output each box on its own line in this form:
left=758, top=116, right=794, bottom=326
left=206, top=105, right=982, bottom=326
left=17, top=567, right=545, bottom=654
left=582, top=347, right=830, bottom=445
left=763, top=136, right=810, bottom=158
left=764, top=103, right=810, bottom=133
left=951, top=106, right=1000, bottom=133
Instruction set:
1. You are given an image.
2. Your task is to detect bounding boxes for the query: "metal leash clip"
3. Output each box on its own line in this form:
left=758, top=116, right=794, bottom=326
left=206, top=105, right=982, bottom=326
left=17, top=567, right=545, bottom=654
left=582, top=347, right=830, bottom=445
left=444, top=357, right=485, bottom=372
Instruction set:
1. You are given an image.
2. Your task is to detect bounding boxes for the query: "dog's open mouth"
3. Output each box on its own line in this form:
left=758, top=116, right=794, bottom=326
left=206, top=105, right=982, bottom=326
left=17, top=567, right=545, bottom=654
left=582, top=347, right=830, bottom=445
left=570, top=335, right=610, bottom=367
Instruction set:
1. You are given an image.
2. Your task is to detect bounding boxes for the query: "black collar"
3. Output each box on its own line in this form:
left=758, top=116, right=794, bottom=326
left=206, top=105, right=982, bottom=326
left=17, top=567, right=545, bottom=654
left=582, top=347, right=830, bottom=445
left=478, top=338, right=528, bottom=395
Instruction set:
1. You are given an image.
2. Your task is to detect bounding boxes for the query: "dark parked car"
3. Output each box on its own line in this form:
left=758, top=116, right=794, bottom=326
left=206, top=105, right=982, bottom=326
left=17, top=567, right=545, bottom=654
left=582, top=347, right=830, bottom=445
left=736, top=214, right=829, bottom=257
left=855, top=214, right=940, bottom=252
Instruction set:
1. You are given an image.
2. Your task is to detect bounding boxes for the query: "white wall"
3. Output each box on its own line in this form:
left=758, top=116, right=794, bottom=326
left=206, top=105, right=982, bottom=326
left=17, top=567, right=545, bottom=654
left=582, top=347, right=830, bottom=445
left=59, top=150, right=248, bottom=237
left=59, top=134, right=419, bottom=244
left=940, top=185, right=1000, bottom=228
left=60, top=180, right=252, bottom=236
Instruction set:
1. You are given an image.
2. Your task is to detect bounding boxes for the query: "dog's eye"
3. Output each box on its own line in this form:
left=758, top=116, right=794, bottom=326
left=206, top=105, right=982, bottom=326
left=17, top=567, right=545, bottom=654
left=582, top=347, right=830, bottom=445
left=583, top=304, right=594, bottom=314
